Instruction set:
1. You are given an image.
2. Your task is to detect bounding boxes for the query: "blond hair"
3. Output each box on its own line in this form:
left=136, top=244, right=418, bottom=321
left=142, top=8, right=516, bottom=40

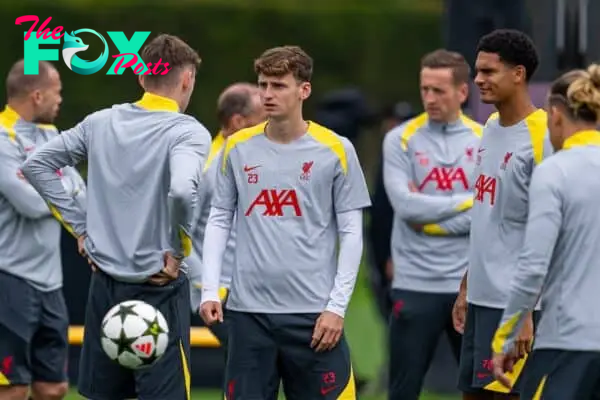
left=550, top=64, right=600, bottom=123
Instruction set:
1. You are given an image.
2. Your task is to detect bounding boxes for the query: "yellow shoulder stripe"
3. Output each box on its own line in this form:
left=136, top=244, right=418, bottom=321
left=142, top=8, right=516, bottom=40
left=487, top=112, right=499, bottom=124
left=400, top=113, right=428, bottom=151
left=222, top=122, right=266, bottom=173
left=460, top=114, right=483, bottom=137
left=307, top=121, right=348, bottom=174
left=0, top=105, right=20, bottom=142
left=204, top=132, right=225, bottom=173
left=524, top=109, right=548, bottom=165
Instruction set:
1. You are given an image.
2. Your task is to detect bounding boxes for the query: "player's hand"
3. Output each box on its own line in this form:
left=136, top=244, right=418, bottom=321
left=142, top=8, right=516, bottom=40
left=77, top=234, right=97, bottom=272
left=311, top=311, right=344, bottom=352
left=408, top=181, right=418, bottom=192
left=452, top=289, right=468, bottom=334
left=200, top=301, right=223, bottom=326
left=148, top=252, right=181, bottom=286
left=514, top=313, right=534, bottom=359
left=385, top=258, right=394, bottom=281
left=492, top=351, right=517, bottom=389
left=16, top=169, right=26, bottom=181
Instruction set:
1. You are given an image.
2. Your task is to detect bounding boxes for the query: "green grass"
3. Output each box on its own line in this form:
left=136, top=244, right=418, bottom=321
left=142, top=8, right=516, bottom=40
left=64, top=264, right=460, bottom=399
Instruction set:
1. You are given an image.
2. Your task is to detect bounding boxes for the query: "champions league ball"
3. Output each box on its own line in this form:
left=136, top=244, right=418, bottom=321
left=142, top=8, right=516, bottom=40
left=100, top=300, right=169, bottom=369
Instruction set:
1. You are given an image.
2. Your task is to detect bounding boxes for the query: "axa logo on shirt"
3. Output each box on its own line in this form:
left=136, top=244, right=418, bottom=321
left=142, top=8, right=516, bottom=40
left=419, top=167, right=469, bottom=192
left=474, top=174, right=497, bottom=205
left=245, top=189, right=302, bottom=217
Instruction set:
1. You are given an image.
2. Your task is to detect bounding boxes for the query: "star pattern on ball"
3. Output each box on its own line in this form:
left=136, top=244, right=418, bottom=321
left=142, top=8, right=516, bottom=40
left=115, top=304, right=138, bottom=323
left=143, top=315, right=166, bottom=341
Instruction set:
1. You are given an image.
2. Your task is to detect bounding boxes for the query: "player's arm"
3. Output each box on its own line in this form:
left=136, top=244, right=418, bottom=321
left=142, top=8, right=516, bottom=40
left=168, top=127, right=210, bottom=259
left=382, top=130, right=473, bottom=224
left=201, top=149, right=237, bottom=305
left=21, top=120, right=90, bottom=236
left=420, top=210, right=472, bottom=236
left=0, top=134, right=53, bottom=219
left=326, top=139, right=372, bottom=317
left=492, top=163, right=563, bottom=356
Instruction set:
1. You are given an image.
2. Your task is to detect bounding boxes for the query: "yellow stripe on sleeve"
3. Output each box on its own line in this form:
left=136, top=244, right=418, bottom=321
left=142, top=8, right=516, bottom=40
left=400, top=113, right=428, bottom=151
left=524, top=109, right=548, bottom=165
left=221, top=122, right=266, bottom=173
left=179, top=228, right=192, bottom=258
left=48, top=204, right=77, bottom=238
left=307, top=122, right=348, bottom=174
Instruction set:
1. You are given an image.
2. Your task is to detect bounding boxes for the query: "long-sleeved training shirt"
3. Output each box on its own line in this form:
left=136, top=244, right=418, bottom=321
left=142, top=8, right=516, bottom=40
left=21, top=93, right=211, bottom=283
left=383, top=113, right=482, bottom=293
left=0, top=105, right=86, bottom=291
left=467, top=109, right=553, bottom=308
left=201, top=121, right=372, bottom=316
left=188, top=132, right=236, bottom=309
left=493, top=130, right=600, bottom=353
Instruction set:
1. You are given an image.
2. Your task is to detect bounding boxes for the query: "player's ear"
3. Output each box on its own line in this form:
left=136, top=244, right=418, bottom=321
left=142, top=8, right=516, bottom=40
left=229, top=114, right=245, bottom=132
left=138, top=74, right=145, bottom=90
left=457, top=82, right=468, bottom=104
left=31, top=89, right=43, bottom=106
left=299, top=81, right=311, bottom=101
left=513, top=65, right=526, bottom=84
left=181, top=68, right=193, bottom=92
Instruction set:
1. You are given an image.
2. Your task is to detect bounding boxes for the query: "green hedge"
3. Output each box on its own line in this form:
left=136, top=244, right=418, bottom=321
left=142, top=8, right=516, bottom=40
left=3, top=4, right=441, bottom=133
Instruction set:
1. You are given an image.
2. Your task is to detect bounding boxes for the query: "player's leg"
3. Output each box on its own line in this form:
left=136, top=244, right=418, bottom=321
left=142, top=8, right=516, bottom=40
left=387, top=289, right=450, bottom=400
left=78, top=270, right=136, bottom=400
left=223, top=311, right=280, bottom=400
left=29, top=289, right=69, bottom=400
left=134, top=273, right=191, bottom=400
left=470, top=305, right=527, bottom=400
left=457, top=303, right=494, bottom=400
left=277, top=313, right=355, bottom=400
left=0, top=271, right=43, bottom=400
left=521, top=349, right=600, bottom=400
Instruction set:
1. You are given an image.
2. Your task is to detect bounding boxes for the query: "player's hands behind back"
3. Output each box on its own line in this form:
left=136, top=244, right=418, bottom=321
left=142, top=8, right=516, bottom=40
left=77, top=234, right=97, bottom=271
left=148, top=251, right=181, bottom=286
left=311, top=311, right=344, bottom=352
left=514, top=312, right=534, bottom=358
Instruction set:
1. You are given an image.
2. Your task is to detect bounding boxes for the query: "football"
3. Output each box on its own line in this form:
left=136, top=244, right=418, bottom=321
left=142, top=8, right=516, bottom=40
left=100, top=300, right=169, bottom=369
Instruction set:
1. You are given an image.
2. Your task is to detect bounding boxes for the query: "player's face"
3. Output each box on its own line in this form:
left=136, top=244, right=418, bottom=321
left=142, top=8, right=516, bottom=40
left=258, top=73, right=311, bottom=120
left=420, top=67, right=467, bottom=122
left=32, top=68, right=62, bottom=124
left=474, top=52, right=524, bottom=104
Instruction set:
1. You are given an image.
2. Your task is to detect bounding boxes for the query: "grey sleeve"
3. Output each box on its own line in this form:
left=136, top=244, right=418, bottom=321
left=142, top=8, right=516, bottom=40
left=0, top=135, right=52, bottom=219
left=211, top=147, right=238, bottom=211
left=168, top=127, right=210, bottom=258
left=21, top=121, right=89, bottom=235
left=493, top=163, right=563, bottom=355
left=422, top=210, right=471, bottom=236
left=382, top=130, right=473, bottom=224
left=333, top=138, right=372, bottom=212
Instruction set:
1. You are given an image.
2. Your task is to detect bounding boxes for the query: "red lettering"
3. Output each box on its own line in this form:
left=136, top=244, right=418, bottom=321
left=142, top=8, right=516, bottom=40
left=151, top=58, right=167, bottom=75
left=419, top=167, right=469, bottom=192
left=133, top=62, right=145, bottom=75
left=245, top=189, right=302, bottom=217
left=474, top=174, right=497, bottom=205
left=161, top=62, right=172, bottom=75
left=112, top=53, right=139, bottom=74
left=51, top=26, right=63, bottom=40
left=16, top=15, right=64, bottom=41
left=143, top=62, right=153, bottom=75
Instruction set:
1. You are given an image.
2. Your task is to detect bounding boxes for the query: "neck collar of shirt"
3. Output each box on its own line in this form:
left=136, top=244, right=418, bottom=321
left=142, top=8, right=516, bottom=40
left=0, top=105, right=21, bottom=127
left=427, top=115, right=463, bottom=132
left=135, top=92, right=179, bottom=112
left=563, top=130, right=600, bottom=150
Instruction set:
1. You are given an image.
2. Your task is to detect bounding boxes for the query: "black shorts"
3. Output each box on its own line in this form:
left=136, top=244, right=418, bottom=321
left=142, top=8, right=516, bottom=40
left=0, top=271, right=68, bottom=386
left=388, top=289, right=462, bottom=400
left=77, top=269, right=191, bottom=400
left=225, top=311, right=355, bottom=399
left=521, top=349, right=600, bottom=400
left=458, top=303, right=539, bottom=395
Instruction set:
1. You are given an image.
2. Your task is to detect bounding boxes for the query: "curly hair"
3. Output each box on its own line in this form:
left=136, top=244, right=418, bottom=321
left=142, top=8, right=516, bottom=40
left=476, top=29, right=539, bottom=82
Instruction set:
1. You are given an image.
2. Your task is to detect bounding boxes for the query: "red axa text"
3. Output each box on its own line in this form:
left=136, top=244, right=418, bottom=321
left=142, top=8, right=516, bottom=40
left=419, top=167, right=469, bottom=192
left=245, top=189, right=302, bottom=217
left=474, top=174, right=497, bottom=205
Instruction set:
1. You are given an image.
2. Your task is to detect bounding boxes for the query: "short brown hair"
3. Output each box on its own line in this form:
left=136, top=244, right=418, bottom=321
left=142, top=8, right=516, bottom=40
left=420, top=49, right=470, bottom=85
left=6, top=59, right=55, bottom=99
left=141, top=34, right=201, bottom=88
left=254, top=46, right=313, bottom=82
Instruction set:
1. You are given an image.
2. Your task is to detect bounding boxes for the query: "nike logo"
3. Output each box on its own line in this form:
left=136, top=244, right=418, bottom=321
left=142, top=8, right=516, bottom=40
left=320, top=386, right=338, bottom=395
left=478, top=148, right=486, bottom=153
left=243, top=165, right=260, bottom=172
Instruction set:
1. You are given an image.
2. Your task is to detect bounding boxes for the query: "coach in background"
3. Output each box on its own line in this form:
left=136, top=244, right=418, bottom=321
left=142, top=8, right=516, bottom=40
left=0, top=60, right=86, bottom=400
left=382, top=49, right=482, bottom=400
left=189, top=82, right=265, bottom=346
